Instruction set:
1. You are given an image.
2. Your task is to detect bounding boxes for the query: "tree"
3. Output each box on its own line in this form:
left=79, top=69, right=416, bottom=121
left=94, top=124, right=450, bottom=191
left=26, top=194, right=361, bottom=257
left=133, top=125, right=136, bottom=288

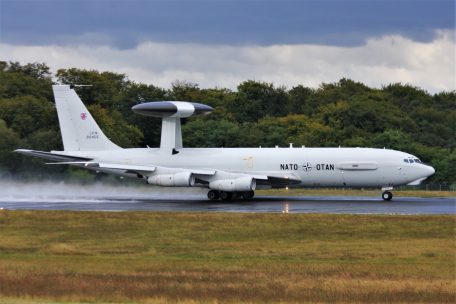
left=56, top=68, right=130, bottom=106
left=0, top=96, right=58, bottom=137
left=0, top=119, right=22, bottom=172
left=169, top=80, right=200, bottom=100
left=7, top=62, right=51, bottom=80
left=228, top=80, right=290, bottom=122
left=88, top=105, right=143, bottom=148
left=0, top=62, right=53, bottom=99
left=182, top=119, right=243, bottom=147
left=252, top=115, right=333, bottom=147
left=288, top=85, right=316, bottom=116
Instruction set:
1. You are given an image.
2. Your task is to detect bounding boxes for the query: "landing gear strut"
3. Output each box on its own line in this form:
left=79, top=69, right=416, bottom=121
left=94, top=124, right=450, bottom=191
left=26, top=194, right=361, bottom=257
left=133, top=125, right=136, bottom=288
left=382, top=191, right=393, bottom=201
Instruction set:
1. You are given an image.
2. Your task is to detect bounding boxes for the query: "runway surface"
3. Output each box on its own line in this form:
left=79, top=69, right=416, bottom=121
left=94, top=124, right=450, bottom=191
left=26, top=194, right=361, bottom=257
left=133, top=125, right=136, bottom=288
left=1, top=195, right=454, bottom=214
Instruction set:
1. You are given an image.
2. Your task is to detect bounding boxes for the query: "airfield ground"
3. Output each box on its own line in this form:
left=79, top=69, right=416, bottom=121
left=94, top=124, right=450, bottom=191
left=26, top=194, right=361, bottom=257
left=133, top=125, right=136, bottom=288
left=0, top=211, right=454, bottom=303
left=258, top=188, right=456, bottom=197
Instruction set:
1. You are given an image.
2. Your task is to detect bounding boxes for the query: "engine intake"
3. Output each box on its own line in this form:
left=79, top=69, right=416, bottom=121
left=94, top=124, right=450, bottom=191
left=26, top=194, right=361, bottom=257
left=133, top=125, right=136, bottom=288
left=147, top=172, right=195, bottom=187
left=209, top=177, right=256, bottom=192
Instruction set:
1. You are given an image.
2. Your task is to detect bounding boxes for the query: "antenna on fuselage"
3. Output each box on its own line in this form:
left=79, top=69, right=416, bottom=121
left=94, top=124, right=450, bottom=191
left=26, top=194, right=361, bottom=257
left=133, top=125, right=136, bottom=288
left=69, top=84, right=93, bottom=89
left=131, top=101, right=213, bottom=154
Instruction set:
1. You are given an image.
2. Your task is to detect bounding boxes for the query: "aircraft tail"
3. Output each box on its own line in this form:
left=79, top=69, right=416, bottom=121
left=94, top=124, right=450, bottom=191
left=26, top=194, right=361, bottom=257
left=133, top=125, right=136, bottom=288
left=52, top=85, right=120, bottom=151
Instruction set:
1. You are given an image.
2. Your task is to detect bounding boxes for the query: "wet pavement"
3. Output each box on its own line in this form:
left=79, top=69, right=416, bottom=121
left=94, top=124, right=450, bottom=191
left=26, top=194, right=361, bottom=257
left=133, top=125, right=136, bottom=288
left=1, top=195, right=454, bottom=214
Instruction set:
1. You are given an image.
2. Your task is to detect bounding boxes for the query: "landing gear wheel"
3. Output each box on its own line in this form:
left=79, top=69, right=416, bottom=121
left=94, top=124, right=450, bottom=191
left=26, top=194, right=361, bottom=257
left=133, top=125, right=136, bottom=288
left=243, top=191, right=255, bottom=200
left=220, top=191, right=233, bottom=201
left=382, top=191, right=393, bottom=201
left=207, top=190, right=219, bottom=201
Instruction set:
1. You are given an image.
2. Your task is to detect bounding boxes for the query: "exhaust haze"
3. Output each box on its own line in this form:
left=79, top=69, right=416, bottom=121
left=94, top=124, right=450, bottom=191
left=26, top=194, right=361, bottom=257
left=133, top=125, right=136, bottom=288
left=0, top=179, right=207, bottom=203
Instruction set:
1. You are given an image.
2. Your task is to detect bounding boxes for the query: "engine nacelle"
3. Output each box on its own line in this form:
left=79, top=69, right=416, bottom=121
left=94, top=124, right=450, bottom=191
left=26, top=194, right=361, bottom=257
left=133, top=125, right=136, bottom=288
left=147, top=172, right=195, bottom=187
left=209, top=177, right=256, bottom=192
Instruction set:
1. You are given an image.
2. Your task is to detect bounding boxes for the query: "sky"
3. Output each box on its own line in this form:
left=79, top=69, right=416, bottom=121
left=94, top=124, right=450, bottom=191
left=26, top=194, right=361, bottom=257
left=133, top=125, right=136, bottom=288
left=0, top=0, right=455, bottom=92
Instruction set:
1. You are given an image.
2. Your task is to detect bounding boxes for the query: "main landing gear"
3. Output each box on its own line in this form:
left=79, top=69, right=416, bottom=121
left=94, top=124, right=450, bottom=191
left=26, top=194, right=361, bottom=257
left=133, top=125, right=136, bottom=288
left=207, top=190, right=254, bottom=201
left=381, top=187, right=393, bottom=201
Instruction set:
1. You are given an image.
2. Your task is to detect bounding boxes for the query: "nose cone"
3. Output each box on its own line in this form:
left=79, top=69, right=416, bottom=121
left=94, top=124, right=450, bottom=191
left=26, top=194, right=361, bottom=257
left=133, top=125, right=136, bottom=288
left=422, top=165, right=435, bottom=178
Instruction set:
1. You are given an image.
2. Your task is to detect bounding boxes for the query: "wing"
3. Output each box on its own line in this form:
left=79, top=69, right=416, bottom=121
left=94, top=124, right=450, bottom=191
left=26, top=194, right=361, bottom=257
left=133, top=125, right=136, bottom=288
left=254, top=172, right=302, bottom=188
left=45, top=160, right=300, bottom=187
left=192, top=171, right=301, bottom=188
left=45, top=160, right=215, bottom=177
left=46, top=161, right=157, bottom=174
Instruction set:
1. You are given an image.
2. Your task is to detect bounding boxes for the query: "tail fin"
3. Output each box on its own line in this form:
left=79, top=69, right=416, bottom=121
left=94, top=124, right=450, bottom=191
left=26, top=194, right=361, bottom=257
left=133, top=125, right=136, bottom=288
left=53, top=85, right=120, bottom=151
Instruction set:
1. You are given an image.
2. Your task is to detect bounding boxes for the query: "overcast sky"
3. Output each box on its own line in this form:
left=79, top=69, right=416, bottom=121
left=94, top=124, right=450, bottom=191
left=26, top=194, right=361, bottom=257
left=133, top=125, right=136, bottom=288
left=0, top=0, right=454, bottom=92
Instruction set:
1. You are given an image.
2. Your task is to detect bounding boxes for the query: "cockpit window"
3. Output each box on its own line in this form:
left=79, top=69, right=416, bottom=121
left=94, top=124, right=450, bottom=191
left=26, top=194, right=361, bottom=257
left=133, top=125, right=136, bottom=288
left=404, top=157, right=425, bottom=164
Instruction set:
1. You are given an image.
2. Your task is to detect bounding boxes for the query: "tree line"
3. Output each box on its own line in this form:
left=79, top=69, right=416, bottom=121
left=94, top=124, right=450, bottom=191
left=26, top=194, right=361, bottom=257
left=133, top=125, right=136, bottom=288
left=0, top=61, right=454, bottom=185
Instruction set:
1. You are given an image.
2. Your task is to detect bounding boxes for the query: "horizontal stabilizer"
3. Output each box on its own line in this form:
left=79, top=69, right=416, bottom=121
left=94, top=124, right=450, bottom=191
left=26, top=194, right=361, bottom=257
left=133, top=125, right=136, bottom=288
left=14, top=149, right=92, bottom=162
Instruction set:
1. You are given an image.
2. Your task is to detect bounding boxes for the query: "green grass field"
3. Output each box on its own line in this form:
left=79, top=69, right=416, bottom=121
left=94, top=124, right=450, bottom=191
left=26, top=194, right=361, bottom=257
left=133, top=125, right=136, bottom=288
left=0, top=211, right=455, bottom=303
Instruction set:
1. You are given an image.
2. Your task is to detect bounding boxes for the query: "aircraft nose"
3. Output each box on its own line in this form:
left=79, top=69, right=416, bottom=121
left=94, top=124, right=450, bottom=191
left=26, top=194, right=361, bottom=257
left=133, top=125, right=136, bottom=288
left=422, top=165, right=435, bottom=177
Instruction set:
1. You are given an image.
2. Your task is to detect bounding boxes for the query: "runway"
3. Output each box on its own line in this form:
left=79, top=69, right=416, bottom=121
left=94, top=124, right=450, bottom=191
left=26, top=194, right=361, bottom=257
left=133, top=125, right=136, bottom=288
left=1, top=195, right=454, bottom=214
left=1, top=180, right=454, bottom=214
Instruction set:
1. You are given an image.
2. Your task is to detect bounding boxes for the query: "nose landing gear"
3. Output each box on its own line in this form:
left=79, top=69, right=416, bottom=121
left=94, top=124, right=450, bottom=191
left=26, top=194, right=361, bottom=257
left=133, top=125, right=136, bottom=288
left=381, top=187, right=393, bottom=201
left=382, top=191, right=393, bottom=201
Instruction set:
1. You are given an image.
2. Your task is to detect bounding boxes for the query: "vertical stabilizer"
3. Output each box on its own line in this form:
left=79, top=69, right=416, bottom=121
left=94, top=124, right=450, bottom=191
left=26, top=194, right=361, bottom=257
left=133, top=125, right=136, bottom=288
left=53, top=85, right=120, bottom=151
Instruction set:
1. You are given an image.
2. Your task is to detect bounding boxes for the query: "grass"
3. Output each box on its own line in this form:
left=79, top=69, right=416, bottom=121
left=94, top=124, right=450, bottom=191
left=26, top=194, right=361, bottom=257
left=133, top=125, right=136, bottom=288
left=0, top=211, right=455, bottom=303
left=258, top=188, right=456, bottom=197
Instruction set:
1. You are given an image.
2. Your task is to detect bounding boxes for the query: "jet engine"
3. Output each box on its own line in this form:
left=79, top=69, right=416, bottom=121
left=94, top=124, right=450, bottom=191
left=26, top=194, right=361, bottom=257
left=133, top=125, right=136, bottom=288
left=209, top=177, right=256, bottom=192
left=147, top=172, right=195, bottom=187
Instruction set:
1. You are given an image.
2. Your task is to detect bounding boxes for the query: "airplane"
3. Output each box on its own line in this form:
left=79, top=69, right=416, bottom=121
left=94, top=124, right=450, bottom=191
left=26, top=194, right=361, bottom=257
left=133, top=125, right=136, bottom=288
left=15, top=85, right=435, bottom=201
